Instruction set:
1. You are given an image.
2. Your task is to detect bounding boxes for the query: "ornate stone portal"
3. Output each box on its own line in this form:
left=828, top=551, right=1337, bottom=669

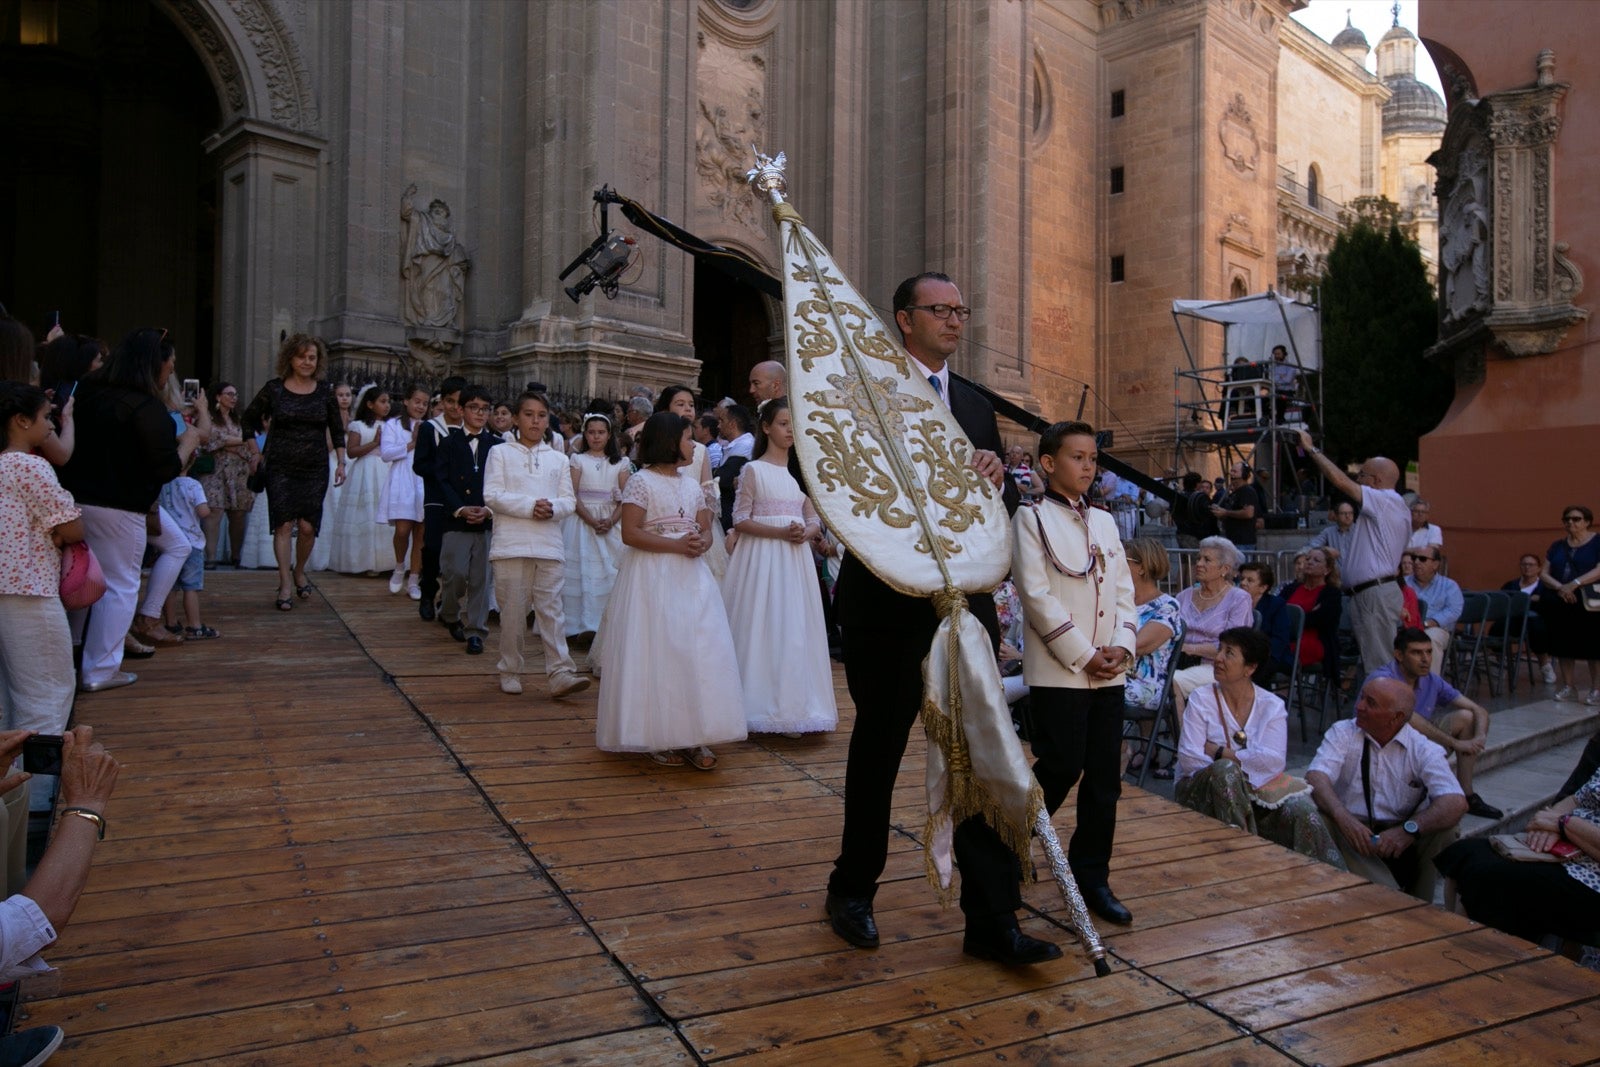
left=1427, top=50, right=1587, bottom=379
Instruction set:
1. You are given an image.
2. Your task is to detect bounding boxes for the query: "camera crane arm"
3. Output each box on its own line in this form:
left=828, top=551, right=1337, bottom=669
left=587, top=186, right=1173, bottom=503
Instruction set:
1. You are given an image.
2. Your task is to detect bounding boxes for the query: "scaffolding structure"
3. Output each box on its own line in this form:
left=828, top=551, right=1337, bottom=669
left=1171, top=290, right=1324, bottom=521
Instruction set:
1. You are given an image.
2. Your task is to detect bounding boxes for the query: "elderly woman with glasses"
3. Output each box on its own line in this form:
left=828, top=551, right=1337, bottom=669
left=1170, top=535, right=1253, bottom=711
left=1540, top=506, right=1600, bottom=705
left=1176, top=627, right=1344, bottom=867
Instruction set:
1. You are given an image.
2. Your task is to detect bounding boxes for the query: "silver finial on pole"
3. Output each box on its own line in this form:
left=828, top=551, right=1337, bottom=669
left=746, top=148, right=789, bottom=206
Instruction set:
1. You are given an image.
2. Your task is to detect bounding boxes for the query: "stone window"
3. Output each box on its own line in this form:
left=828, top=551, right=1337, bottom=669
left=1110, top=166, right=1124, bottom=195
left=1111, top=90, right=1125, bottom=118
left=1307, top=164, right=1321, bottom=211
left=1110, top=255, right=1126, bottom=283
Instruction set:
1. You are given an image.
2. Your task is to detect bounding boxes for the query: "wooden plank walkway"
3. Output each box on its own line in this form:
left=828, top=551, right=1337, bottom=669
left=28, top=571, right=1600, bottom=1064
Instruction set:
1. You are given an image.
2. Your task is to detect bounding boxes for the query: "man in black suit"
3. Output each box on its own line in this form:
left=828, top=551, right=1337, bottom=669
left=824, top=272, right=1061, bottom=966
left=430, top=384, right=502, bottom=656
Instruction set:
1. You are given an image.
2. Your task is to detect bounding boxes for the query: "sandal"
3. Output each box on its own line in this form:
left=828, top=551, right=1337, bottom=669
left=184, top=625, right=221, bottom=640
left=295, top=581, right=315, bottom=600
left=648, top=751, right=686, bottom=767
left=275, top=595, right=294, bottom=612
left=684, top=746, right=718, bottom=772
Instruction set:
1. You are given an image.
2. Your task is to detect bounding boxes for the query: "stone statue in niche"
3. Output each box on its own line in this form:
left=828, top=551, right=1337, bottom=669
left=1438, top=146, right=1489, bottom=324
left=400, top=183, right=469, bottom=333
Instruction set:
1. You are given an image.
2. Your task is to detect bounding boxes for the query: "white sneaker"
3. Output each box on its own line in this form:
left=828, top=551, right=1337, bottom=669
left=551, top=673, right=591, bottom=699
left=407, top=576, right=422, bottom=601
left=1542, top=661, right=1557, bottom=684
left=1556, top=685, right=1576, bottom=701
left=389, top=567, right=406, bottom=594
left=499, top=674, right=523, bottom=695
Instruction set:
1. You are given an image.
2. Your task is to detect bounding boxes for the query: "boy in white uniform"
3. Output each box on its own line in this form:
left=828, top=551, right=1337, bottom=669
left=1011, top=420, right=1137, bottom=925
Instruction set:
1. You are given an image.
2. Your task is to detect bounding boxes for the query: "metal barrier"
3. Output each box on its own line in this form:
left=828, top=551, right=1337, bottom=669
left=1155, top=545, right=1309, bottom=596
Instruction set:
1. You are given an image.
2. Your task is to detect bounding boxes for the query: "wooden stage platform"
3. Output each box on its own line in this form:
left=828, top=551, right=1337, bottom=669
left=34, top=572, right=1600, bottom=1064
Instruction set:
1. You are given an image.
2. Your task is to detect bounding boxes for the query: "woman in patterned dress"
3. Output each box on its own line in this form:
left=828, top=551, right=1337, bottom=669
left=196, top=382, right=256, bottom=567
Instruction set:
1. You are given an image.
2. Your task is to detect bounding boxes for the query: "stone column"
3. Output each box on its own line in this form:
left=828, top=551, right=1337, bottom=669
left=205, top=119, right=325, bottom=398
left=923, top=0, right=1033, bottom=404
left=504, top=0, right=700, bottom=400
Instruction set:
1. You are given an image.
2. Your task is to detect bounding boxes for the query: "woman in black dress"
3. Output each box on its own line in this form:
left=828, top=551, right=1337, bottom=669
left=242, top=334, right=346, bottom=610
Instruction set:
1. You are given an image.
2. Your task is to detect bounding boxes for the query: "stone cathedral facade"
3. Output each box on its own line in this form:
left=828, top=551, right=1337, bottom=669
left=1, top=0, right=1441, bottom=470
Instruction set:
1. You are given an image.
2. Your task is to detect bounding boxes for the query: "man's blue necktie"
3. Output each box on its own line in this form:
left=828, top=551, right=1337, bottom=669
left=928, top=374, right=942, bottom=398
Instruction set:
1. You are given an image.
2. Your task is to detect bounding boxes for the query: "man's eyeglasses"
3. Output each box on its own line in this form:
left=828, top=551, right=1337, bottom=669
left=904, top=303, right=973, bottom=323
left=463, top=403, right=492, bottom=413
left=1563, top=514, right=1586, bottom=523
left=1406, top=553, right=1438, bottom=563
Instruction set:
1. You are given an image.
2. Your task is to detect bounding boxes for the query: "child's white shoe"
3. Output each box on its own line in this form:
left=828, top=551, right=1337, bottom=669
left=499, top=674, right=523, bottom=695
left=551, top=672, right=591, bottom=699
left=407, top=575, right=422, bottom=601
left=388, top=567, right=406, bottom=594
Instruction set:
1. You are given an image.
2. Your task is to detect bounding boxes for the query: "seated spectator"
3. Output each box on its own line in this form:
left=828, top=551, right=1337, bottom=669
left=1120, top=539, right=1182, bottom=778
left=1307, top=500, right=1355, bottom=560
left=1307, top=677, right=1468, bottom=900
left=0, top=725, right=120, bottom=1065
left=1175, top=627, right=1343, bottom=868
left=1280, top=547, right=1343, bottom=683
left=1503, top=552, right=1554, bottom=684
left=1369, top=627, right=1502, bottom=820
left=1238, top=561, right=1294, bottom=682
left=1407, top=499, right=1443, bottom=551
left=1171, top=536, right=1253, bottom=708
left=1403, top=545, right=1462, bottom=670
left=1435, top=758, right=1600, bottom=951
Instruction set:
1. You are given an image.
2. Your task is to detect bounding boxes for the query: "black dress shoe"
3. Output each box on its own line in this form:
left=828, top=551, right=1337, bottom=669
left=466, top=636, right=484, bottom=655
left=447, top=621, right=467, bottom=642
left=824, top=893, right=879, bottom=949
left=962, top=927, right=1063, bottom=966
left=419, top=600, right=436, bottom=622
left=1466, top=793, right=1504, bottom=820
left=1084, top=885, right=1133, bottom=925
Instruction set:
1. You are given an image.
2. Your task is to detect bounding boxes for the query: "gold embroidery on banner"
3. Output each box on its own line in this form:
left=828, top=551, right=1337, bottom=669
left=804, top=371, right=989, bottom=557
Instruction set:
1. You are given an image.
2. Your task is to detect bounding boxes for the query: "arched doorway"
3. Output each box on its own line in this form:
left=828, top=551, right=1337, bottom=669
left=0, top=0, right=222, bottom=381
left=692, top=260, right=774, bottom=406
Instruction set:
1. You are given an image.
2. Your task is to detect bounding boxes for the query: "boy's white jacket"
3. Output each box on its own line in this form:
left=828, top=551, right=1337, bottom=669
left=1010, top=497, right=1137, bottom=689
left=482, top=438, right=575, bottom=562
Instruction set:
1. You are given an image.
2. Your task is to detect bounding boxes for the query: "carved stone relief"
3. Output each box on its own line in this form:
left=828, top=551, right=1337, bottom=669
left=1426, top=51, right=1587, bottom=372
left=159, top=0, right=318, bottom=133
left=400, top=184, right=469, bottom=373
left=695, top=32, right=768, bottom=239
left=1438, top=140, right=1489, bottom=324
left=1218, top=94, right=1260, bottom=174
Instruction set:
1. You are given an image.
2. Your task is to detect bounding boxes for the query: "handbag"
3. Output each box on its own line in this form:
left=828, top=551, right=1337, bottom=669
left=59, top=541, right=107, bottom=610
left=1582, top=582, right=1600, bottom=612
left=189, top=450, right=216, bottom=477
left=246, top=458, right=267, bottom=494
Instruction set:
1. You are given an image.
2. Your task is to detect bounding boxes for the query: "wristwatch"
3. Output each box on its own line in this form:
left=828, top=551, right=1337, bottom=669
left=1402, top=820, right=1419, bottom=836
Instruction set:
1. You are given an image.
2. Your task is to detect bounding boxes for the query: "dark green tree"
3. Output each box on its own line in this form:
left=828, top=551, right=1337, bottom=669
left=1318, top=198, right=1451, bottom=469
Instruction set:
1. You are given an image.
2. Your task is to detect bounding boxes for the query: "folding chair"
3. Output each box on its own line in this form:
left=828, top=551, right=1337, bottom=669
left=1124, top=621, right=1185, bottom=788
left=1502, top=590, right=1532, bottom=694
left=1447, top=593, right=1492, bottom=696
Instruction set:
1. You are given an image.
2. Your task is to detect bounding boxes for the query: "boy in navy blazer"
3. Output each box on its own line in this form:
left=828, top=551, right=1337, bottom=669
left=431, top=384, right=503, bottom=654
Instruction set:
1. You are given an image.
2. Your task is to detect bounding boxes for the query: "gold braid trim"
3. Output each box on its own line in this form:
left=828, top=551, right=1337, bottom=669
left=771, top=202, right=805, bottom=227
left=919, top=594, right=1044, bottom=901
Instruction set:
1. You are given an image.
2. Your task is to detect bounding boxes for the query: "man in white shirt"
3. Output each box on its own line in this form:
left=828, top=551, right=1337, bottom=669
left=1307, top=677, right=1467, bottom=899
left=1295, top=429, right=1411, bottom=674
left=1408, top=499, right=1444, bottom=550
